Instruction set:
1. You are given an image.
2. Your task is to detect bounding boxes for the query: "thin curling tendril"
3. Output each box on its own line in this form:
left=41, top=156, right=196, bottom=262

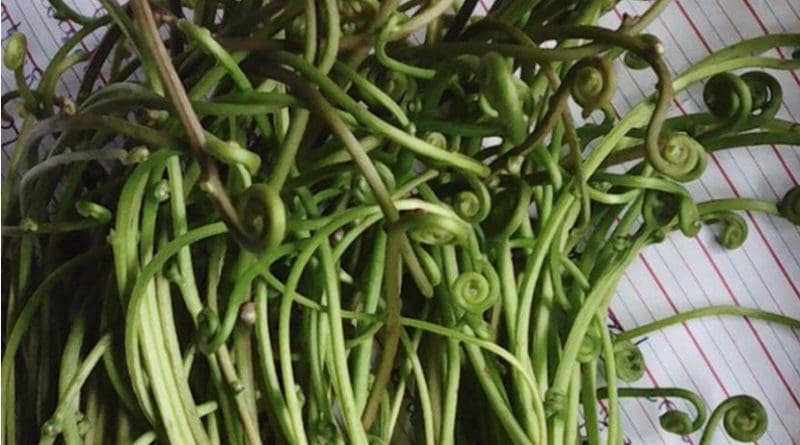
left=741, top=71, right=782, bottom=123
left=451, top=261, right=500, bottom=314
left=640, top=189, right=701, bottom=237
left=655, top=133, right=708, bottom=182
left=452, top=174, right=492, bottom=223
left=700, top=72, right=753, bottom=139
left=596, top=387, right=707, bottom=435
left=699, top=395, right=767, bottom=445
left=569, top=56, right=616, bottom=118
left=235, top=183, right=287, bottom=252
left=703, top=211, right=748, bottom=249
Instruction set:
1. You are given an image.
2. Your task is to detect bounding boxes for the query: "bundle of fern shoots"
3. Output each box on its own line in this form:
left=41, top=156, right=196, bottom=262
left=2, top=0, right=799, bottom=444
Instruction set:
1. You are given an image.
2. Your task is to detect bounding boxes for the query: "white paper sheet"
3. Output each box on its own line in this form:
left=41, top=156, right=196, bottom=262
left=2, top=1, right=798, bottom=443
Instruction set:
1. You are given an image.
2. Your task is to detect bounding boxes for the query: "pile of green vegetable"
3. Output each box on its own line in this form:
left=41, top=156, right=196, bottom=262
left=2, top=0, right=799, bottom=444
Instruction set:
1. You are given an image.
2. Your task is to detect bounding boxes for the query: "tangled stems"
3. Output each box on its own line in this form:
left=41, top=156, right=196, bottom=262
left=699, top=396, right=768, bottom=445
left=269, top=52, right=490, bottom=177
left=399, top=310, right=545, bottom=444
left=547, top=234, right=651, bottom=436
left=263, top=66, right=436, bottom=298
left=268, top=0, right=339, bottom=193
left=360, top=225, right=403, bottom=432
left=265, top=69, right=401, bottom=222
left=131, top=0, right=276, bottom=254
left=112, top=173, right=219, bottom=443
left=488, top=56, right=616, bottom=171
left=312, top=241, right=368, bottom=444
left=122, top=224, right=232, bottom=443
left=478, top=52, right=528, bottom=145
left=1, top=248, right=110, bottom=410
left=271, top=205, right=392, bottom=444
left=196, top=239, right=296, bottom=356
left=376, top=14, right=436, bottom=79
left=470, top=24, right=677, bottom=178
left=39, top=335, right=113, bottom=445
left=333, top=61, right=411, bottom=129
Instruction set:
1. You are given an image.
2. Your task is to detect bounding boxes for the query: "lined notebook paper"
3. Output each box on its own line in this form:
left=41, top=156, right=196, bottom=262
left=2, top=1, right=798, bottom=443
